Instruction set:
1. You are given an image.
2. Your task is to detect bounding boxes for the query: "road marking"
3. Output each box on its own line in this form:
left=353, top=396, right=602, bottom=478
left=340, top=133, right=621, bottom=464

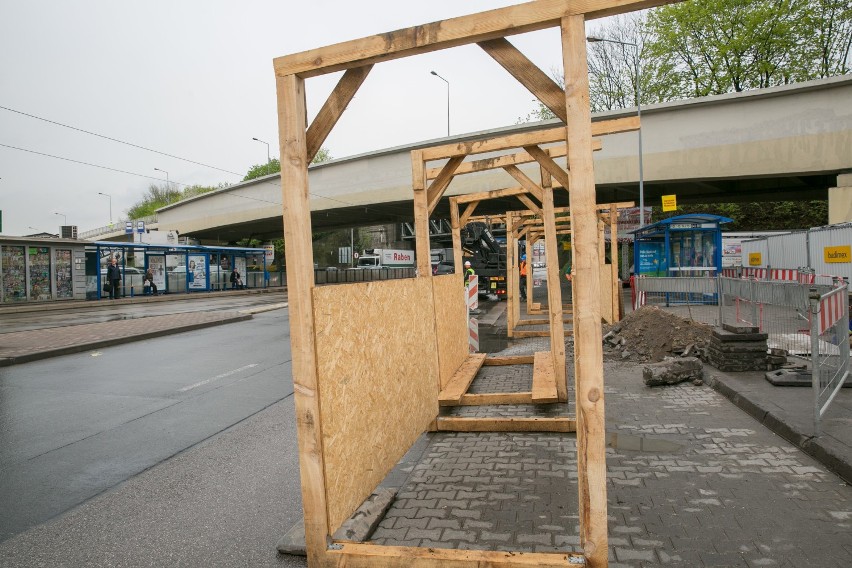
left=178, top=363, right=258, bottom=392
left=91, top=352, right=102, bottom=357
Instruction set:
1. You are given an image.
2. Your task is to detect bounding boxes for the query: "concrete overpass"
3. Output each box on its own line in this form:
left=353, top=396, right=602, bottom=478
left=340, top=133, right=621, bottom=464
left=92, top=75, right=852, bottom=243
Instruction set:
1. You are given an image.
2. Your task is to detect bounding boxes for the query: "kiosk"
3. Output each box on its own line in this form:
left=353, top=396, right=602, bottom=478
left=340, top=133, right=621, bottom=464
left=632, top=214, right=732, bottom=278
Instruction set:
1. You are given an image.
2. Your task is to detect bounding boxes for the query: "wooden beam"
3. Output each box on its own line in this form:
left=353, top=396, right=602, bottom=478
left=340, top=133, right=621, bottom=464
left=532, top=351, right=559, bottom=403
left=525, top=145, right=572, bottom=191
left=451, top=392, right=534, bottom=406
left=450, top=199, right=464, bottom=275
left=425, top=140, right=602, bottom=180
left=483, top=354, right=535, bottom=365
left=478, top=38, right=566, bottom=122
left=459, top=201, right=479, bottom=229
left=273, top=0, right=677, bottom=78
left=426, top=155, right=464, bottom=216
left=454, top=186, right=528, bottom=204
left=540, top=174, right=568, bottom=402
left=562, top=14, right=608, bottom=567
left=412, top=150, right=432, bottom=276
left=327, top=543, right=585, bottom=567
left=438, top=353, right=487, bottom=404
left=276, top=73, right=328, bottom=566
left=305, top=65, right=372, bottom=162
left=421, top=116, right=638, bottom=161
left=503, top=164, right=544, bottom=202
left=506, top=212, right=518, bottom=338
left=516, top=193, right=543, bottom=217
left=436, top=416, right=576, bottom=433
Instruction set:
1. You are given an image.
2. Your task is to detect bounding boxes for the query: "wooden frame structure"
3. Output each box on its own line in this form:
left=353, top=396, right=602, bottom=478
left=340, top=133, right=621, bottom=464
left=274, top=1, right=680, bottom=566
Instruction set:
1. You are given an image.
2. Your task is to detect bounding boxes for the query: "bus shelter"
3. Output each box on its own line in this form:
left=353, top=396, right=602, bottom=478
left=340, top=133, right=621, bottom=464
left=91, top=241, right=266, bottom=299
left=631, top=214, right=732, bottom=278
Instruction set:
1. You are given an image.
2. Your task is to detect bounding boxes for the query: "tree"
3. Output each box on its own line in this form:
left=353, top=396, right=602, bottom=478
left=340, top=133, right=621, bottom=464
left=126, top=183, right=219, bottom=220
left=242, top=147, right=333, bottom=181
left=650, top=200, right=828, bottom=230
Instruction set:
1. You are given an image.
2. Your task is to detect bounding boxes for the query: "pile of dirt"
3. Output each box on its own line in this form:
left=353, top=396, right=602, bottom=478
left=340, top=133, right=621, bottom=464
left=601, top=306, right=714, bottom=363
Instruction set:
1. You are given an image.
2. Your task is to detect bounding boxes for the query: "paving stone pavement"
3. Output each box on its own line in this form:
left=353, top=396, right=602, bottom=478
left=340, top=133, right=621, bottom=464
left=371, top=353, right=852, bottom=567
left=0, top=311, right=250, bottom=365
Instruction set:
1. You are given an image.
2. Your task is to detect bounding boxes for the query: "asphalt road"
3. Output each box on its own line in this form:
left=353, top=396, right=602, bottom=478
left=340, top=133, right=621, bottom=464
left=0, top=308, right=293, bottom=543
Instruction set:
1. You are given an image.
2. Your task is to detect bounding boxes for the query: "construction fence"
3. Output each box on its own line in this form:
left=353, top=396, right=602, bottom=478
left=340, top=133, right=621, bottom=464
left=634, top=275, right=850, bottom=434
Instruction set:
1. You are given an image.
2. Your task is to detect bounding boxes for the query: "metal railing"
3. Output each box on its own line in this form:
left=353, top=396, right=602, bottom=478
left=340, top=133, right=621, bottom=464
left=809, top=284, right=850, bottom=435
left=313, top=267, right=416, bottom=284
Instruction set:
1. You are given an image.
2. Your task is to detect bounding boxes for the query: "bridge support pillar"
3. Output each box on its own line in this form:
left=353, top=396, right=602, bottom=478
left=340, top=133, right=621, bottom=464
left=828, top=173, right=852, bottom=224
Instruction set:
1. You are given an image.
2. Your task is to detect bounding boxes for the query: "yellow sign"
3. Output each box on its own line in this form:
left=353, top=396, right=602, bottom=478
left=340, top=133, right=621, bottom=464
left=824, top=245, right=851, bottom=263
left=661, top=195, right=677, bottom=212
left=748, top=252, right=762, bottom=266
left=562, top=242, right=571, bottom=251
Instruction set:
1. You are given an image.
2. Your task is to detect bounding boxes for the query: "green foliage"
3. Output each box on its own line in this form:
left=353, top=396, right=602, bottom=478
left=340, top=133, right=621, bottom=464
left=519, top=1, right=850, bottom=118
left=650, top=201, right=828, bottom=230
left=126, top=183, right=218, bottom=220
left=242, top=147, right=333, bottom=181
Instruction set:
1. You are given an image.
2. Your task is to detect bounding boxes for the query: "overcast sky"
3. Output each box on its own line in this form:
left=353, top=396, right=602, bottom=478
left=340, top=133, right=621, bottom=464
left=0, top=1, right=606, bottom=236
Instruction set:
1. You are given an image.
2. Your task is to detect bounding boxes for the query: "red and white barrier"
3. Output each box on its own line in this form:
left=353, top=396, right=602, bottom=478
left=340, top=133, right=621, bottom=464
left=468, top=317, right=479, bottom=353
left=466, top=275, right=478, bottom=311
left=770, top=268, right=798, bottom=281
left=818, top=289, right=846, bottom=335
left=722, top=268, right=738, bottom=278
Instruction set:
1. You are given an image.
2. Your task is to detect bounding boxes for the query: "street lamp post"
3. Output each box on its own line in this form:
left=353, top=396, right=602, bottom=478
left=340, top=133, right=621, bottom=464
left=252, top=137, right=271, bottom=176
left=154, top=167, right=170, bottom=189
left=54, top=212, right=66, bottom=230
left=430, top=71, right=450, bottom=137
left=98, top=192, right=112, bottom=223
left=587, top=36, right=645, bottom=227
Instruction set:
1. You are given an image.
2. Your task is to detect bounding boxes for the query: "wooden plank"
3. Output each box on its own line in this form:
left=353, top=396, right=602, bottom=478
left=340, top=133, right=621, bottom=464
left=532, top=351, right=559, bottom=403
left=436, top=417, right=576, bottom=433
left=275, top=74, right=328, bottom=566
left=438, top=353, right=487, bottom=403
left=426, top=155, right=464, bottom=216
left=422, top=116, right=638, bottom=161
left=328, top=543, right=585, bottom=567
left=561, top=14, right=608, bottom=567
left=610, top=204, right=620, bottom=323
left=516, top=317, right=572, bottom=326
left=447, top=392, right=534, bottom=407
left=516, top=193, right=542, bottom=216
left=483, top=355, right=535, bottom=366
left=273, top=0, right=676, bottom=78
left=478, top=38, right=567, bottom=122
left=305, top=65, right=372, bottom=162
left=515, top=329, right=572, bottom=338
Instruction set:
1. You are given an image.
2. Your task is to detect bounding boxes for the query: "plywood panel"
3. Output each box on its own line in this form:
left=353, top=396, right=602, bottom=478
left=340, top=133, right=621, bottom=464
left=433, top=273, right=470, bottom=389
left=313, top=278, right=439, bottom=531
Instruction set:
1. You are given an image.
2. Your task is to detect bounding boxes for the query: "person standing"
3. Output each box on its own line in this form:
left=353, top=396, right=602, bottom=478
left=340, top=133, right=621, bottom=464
left=230, top=268, right=241, bottom=289
left=464, top=260, right=475, bottom=287
left=519, top=254, right=528, bottom=300
left=106, top=258, right=122, bottom=300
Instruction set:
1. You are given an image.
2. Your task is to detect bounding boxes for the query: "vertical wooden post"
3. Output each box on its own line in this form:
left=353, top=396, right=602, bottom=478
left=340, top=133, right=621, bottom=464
left=528, top=234, right=540, bottom=313
left=506, top=212, right=517, bottom=338
left=541, top=176, right=567, bottom=402
left=450, top=198, right=463, bottom=276
left=412, top=150, right=432, bottom=277
left=610, top=205, right=619, bottom=322
left=525, top=236, right=533, bottom=311
left=561, top=14, right=608, bottom=567
left=275, top=73, right=329, bottom=566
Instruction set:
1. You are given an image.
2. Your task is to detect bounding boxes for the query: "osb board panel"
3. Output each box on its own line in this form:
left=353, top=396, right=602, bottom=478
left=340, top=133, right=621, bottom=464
left=313, top=278, right=439, bottom=531
left=432, top=273, right=469, bottom=390
left=600, top=264, right=614, bottom=324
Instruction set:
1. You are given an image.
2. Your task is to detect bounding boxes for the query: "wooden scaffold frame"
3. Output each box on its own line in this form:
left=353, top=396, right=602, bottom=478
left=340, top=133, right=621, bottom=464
left=274, top=1, right=679, bottom=566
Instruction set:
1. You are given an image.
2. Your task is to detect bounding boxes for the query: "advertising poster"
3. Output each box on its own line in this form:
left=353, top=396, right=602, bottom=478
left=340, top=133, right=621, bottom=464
left=235, top=257, right=247, bottom=282
left=148, top=255, right=167, bottom=290
left=188, top=254, right=207, bottom=290
left=638, top=242, right=667, bottom=277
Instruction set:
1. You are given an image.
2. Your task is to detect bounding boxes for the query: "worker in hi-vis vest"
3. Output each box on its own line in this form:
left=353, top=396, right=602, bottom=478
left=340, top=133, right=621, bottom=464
left=464, top=260, right=475, bottom=287
left=519, top=254, right=528, bottom=300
